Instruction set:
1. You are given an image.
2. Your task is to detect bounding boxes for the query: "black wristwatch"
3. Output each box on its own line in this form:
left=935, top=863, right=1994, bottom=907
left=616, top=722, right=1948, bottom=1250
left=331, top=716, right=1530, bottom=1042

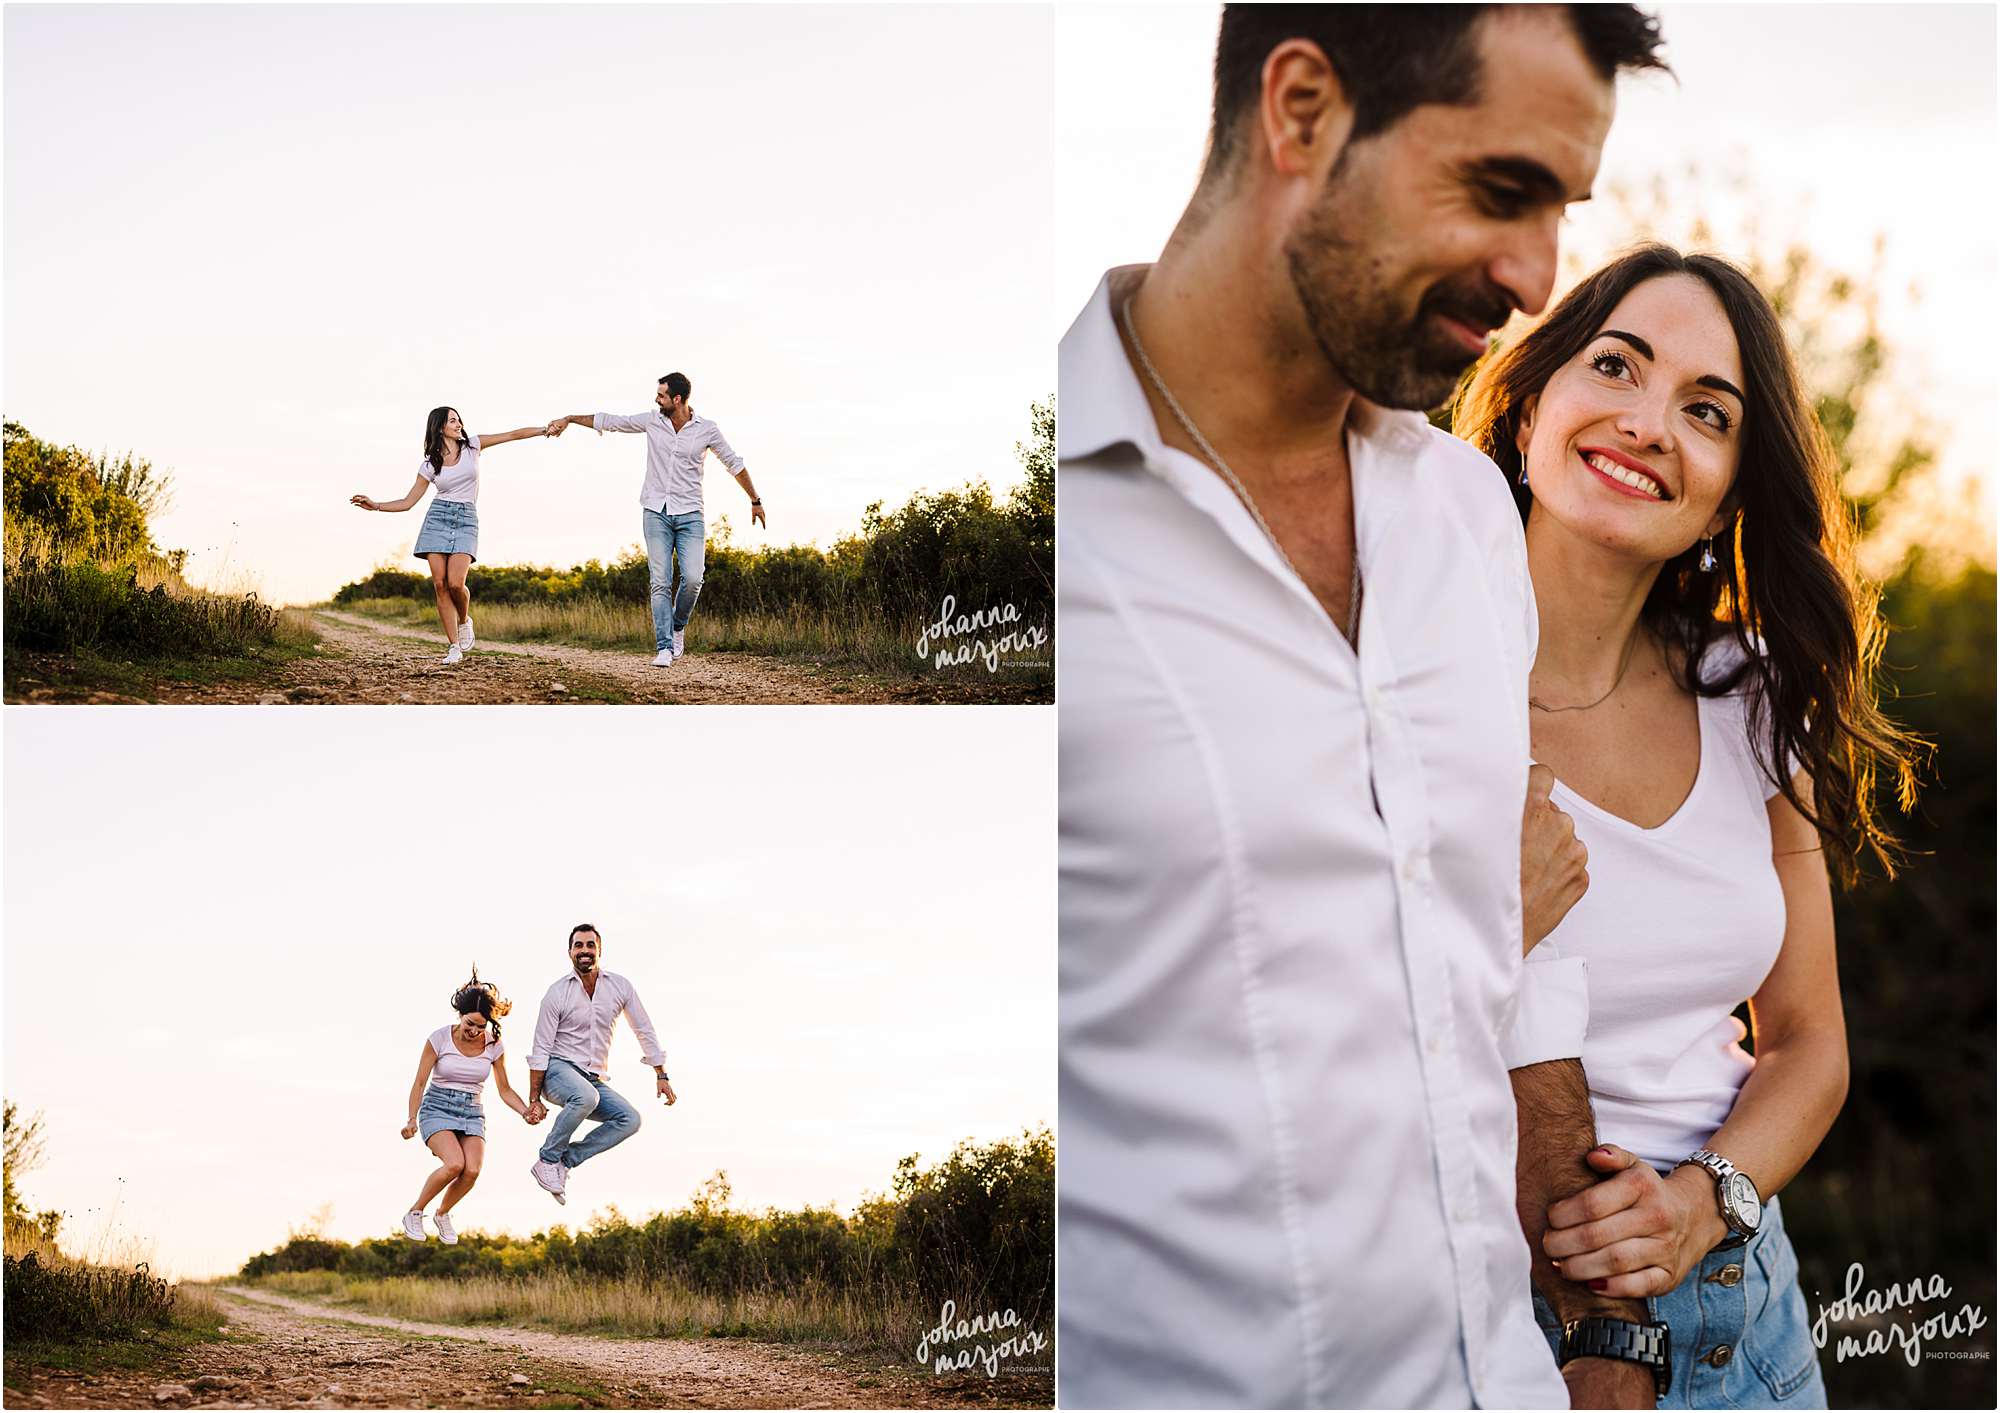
left=1560, top=1316, right=1672, bottom=1397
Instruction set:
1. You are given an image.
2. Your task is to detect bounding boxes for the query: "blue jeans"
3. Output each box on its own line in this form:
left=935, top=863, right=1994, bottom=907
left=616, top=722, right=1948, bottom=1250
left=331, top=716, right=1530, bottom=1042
left=641, top=509, right=704, bottom=650
left=537, top=1058, right=640, bottom=1170
left=1533, top=1194, right=1828, bottom=1408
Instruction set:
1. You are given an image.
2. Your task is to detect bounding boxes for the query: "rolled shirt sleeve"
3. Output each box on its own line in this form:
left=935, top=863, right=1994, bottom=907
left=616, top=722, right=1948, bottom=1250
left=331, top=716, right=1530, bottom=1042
left=1502, top=945, right=1591, bottom=1070
left=706, top=421, right=745, bottom=474
left=619, top=979, right=667, bottom=1070
left=592, top=411, right=654, bottom=434
left=527, top=984, right=563, bottom=1071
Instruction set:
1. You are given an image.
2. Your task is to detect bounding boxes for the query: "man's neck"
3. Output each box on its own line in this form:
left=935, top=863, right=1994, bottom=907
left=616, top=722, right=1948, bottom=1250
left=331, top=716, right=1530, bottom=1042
left=1128, top=201, right=1362, bottom=475
left=667, top=407, right=691, bottom=431
left=575, top=968, right=599, bottom=995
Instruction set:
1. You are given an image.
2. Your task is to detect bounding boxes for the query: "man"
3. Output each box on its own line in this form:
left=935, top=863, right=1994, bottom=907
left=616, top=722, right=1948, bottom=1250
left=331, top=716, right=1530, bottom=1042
left=1058, top=6, right=1667, bottom=1408
left=525, top=924, right=677, bottom=1205
left=548, top=374, right=765, bottom=667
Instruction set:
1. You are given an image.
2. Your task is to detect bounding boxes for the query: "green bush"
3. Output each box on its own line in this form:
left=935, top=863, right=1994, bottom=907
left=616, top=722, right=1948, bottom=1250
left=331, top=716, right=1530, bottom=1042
left=3, top=1252, right=177, bottom=1343
left=240, top=1128, right=1054, bottom=1319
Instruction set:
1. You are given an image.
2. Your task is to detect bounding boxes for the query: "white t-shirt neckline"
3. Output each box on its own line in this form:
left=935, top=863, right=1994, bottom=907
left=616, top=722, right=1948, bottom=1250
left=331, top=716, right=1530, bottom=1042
left=1548, top=693, right=1709, bottom=837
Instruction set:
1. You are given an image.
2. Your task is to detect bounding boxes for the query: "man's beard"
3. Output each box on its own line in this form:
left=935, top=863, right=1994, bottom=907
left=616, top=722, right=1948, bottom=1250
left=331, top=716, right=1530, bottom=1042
left=1281, top=185, right=1511, bottom=412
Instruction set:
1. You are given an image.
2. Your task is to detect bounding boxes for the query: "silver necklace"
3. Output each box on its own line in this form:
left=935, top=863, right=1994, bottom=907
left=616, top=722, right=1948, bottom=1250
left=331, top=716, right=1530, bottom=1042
left=1529, top=631, right=1640, bottom=713
left=1121, top=298, right=1361, bottom=645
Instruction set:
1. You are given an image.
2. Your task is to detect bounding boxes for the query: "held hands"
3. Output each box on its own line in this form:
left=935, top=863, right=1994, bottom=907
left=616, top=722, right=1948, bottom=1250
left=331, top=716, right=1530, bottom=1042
left=1544, top=1145, right=1726, bottom=1299
left=1521, top=764, right=1588, bottom=955
left=525, top=1100, right=547, bottom=1125
left=544, top=418, right=567, bottom=438
left=657, top=1076, right=677, bottom=1106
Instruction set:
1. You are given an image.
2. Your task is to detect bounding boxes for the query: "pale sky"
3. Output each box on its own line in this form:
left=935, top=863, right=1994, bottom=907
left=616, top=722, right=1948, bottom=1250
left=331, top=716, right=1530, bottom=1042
left=1056, top=4, right=1997, bottom=519
left=2, top=707, right=1055, bottom=1280
left=4, top=4, right=1056, bottom=606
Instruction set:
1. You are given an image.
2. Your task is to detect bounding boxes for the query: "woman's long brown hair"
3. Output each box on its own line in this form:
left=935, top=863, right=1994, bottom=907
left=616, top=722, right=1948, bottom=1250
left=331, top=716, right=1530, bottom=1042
left=1454, top=244, right=1922, bottom=885
left=423, top=406, right=469, bottom=478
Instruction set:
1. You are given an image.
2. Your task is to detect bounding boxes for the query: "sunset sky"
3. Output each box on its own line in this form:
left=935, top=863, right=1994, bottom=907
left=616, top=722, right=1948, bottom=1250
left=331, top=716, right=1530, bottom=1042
left=5, top=4, right=1055, bottom=606
left=3, top=708, right=1054, bottom=1279
left=1056, top=3, right=1996, bottom=550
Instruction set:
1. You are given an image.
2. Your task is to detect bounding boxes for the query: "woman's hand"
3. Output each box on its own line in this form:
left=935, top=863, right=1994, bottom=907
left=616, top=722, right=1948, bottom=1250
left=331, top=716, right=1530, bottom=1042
left=1543, top=1145, right=1728, bottom=1297
left=401, top=1119, right=418, bottom=1140
left=545, top=418, right=567, bottom=438
left=1521, top=763, right=1589, bottom=954
left=352, top=494, right=379, bottom=511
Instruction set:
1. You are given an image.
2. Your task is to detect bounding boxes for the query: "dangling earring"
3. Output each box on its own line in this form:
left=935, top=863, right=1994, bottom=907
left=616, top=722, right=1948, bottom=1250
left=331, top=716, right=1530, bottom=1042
left=1516, top=463, right=1529, bottom=489
left=1698, top=535, right=1718, bottom=572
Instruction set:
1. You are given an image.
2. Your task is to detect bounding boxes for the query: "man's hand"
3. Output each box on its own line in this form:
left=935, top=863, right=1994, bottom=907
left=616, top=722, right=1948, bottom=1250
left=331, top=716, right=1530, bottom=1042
left=1562, top=1356, right=1656, bottom=1409
left=1522, top=763, right=1589, bottom=954
left=1546, top=1145, right=1725, bottom=1297
left=525, top=1099, right=546, bottom=1125
left=544, top=418, right=566, bottom=438
left=750, top=502, right=766, bottom=530
left=657, top=1076, right=677, bottom=1106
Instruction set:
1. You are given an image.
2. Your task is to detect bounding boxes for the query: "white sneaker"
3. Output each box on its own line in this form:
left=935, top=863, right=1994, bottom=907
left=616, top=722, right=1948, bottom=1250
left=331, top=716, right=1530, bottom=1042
left=672, top=628, right=686, bottom=658
left=434, top=1211, right=458, bottom=1245
left=459, top=619, right=475, bottom=649
left=651, top=648, right=676, bottom=668
left=530, top=1158, right=567, bottom=1205
left=442, top=644, right=464, bottom=666
left=401, top=1210, right=427, bottom=1242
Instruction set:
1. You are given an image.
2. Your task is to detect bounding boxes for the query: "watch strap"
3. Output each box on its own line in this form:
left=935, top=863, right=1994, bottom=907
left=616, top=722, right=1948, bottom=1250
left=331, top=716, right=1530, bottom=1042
left=1560, top=1316, right=1672, bottom=1397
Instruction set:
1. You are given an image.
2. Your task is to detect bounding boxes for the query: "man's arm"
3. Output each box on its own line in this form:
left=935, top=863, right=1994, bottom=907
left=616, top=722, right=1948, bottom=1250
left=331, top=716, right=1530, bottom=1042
left=1513, top=1060, right=1657, bottom=1408
left=619, top=979, right=676, bottom=1103
left=708, top=423, right=764, bottom=529
left=554, top=413, right=650, bottom=434
left=526, top=987, right=563, bottom=1109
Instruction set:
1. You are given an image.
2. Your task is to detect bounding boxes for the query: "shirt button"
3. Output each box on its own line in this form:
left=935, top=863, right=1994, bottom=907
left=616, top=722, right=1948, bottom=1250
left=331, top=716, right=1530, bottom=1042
left=1705, top=1344, right=1734, bottom=1368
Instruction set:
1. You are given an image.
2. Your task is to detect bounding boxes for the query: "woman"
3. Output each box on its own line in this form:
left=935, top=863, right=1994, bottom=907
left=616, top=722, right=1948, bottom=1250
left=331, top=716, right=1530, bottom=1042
left=350, top=407, right=551, bottom=665
left=1455, top=245, right=1919, bottom=1407
left=399, top=970, right=532, bottom=1244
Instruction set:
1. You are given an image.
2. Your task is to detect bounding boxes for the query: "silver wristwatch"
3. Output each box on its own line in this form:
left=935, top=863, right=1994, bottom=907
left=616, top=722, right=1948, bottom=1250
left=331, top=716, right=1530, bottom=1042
left=1675, top=1148, right=1761, bottom=1251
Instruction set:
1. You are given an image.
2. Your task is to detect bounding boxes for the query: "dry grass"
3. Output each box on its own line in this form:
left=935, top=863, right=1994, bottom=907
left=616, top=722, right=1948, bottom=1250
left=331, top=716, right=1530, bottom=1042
left=248, top=1269, right=933, bottom=1353
left=336, top=595, right=935, bottom=675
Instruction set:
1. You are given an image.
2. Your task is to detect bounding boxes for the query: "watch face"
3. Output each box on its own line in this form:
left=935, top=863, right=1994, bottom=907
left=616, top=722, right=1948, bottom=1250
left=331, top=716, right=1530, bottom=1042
left=1725, top=1172, right=1762, bottom=1229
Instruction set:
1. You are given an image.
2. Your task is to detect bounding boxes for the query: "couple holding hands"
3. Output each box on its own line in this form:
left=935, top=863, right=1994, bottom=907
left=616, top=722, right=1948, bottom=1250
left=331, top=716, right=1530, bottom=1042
left=351, top=372, right=765, bottom=668
left=1060, top=5, right=1920, bottom=1409
left=398, top=925, right=675, bottom=1244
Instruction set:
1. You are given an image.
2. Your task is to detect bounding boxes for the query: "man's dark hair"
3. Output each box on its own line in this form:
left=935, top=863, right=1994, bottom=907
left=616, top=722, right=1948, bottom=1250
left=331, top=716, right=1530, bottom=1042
left=568, top=924, right=600, bottom=947
left=1206, top=4, right=1666, bottom=178
left=659, top=372, right=692, bottom=401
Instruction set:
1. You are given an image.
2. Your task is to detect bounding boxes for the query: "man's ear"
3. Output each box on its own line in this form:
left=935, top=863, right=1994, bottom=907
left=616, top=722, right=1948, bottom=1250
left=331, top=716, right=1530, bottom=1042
left=1257, top=39, right=1355, bottom=182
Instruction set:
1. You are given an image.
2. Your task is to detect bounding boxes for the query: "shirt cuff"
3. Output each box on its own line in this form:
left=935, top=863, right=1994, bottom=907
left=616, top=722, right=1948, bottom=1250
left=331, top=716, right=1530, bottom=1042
left=1503, top=947, right=1590, bottom=1070
left=527, top=1051, right=550, bottom=1071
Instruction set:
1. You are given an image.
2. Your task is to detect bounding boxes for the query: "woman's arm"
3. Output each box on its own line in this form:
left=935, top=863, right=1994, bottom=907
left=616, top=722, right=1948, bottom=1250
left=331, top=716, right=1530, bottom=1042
left=1541, top=774, right=1848, bottom=1297
left=490, top=1055, right=530, bottom=1118
left=473, top=426, right=552, bottom=451
left=402, top=1043, right=439, bottom=1138
left=354, top=474, right=432, bottom=514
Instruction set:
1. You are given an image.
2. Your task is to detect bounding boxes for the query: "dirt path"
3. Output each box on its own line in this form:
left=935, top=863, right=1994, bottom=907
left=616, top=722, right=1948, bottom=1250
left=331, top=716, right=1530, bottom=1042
left=5, top=1286, right=1050, bottom=1410
left=139, top=611, right=1030, bottom=705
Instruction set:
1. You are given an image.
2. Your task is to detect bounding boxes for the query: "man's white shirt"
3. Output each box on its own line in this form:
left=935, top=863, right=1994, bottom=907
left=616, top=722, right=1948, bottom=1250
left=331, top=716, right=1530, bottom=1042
left=526, top=969, right=665, bottom=1076
left=590, top=409, right=744, bottom=516
left=1058, top=266, right=1588, bottom=1409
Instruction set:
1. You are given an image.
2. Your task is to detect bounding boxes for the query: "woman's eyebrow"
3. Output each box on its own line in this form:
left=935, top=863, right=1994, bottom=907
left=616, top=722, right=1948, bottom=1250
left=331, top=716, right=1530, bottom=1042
left=1598, top=328, right=1744, bottom=402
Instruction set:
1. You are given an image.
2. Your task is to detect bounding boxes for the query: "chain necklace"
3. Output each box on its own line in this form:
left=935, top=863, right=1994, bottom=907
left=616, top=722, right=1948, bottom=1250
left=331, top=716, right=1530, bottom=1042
left=1529, top=630, right=1641, bottom=713
left=1120, top=298, right=1361, bottom=645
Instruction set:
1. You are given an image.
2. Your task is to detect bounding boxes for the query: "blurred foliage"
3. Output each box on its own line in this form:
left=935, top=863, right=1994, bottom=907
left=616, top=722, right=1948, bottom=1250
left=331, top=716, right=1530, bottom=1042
left=3, top=1252, right=178, bottom=1343
left=241, top=1128, right=1054, bottom=1329
left=3, top=1101, right=62, bottom=1250
left=3, top=421, right=288, bottom=659
left=336, top=398, right=1056, bottom=638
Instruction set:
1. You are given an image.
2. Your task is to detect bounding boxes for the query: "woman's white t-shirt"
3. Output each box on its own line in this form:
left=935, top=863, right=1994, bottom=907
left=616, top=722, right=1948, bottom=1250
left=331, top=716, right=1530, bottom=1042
left=419, top=433, right=480, bottom=505
left=1541, top=638, right=1796, bottom=1171
left=428, top=1025, right=502, bottom=1094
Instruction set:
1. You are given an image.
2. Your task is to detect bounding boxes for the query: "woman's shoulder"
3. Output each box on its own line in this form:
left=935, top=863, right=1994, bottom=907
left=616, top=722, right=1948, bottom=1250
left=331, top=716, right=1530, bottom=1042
left=428, top=1025, right=453, bottom=1052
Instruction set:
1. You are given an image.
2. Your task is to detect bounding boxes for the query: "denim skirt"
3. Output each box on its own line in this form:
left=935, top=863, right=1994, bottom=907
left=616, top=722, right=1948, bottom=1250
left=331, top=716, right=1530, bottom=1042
left=1532, top=1194, right=1827, bottom=1408
left=413, top=499, right=478, bottom=561
left=417, top=1085, right=485, bottom=1142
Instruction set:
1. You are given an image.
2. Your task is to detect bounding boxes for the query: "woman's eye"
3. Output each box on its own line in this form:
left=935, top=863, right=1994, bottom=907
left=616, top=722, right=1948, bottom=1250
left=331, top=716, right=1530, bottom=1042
left=1589, top=350, right=1632, bottom=380
left=1690, top=401, right=1734, bottom=432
